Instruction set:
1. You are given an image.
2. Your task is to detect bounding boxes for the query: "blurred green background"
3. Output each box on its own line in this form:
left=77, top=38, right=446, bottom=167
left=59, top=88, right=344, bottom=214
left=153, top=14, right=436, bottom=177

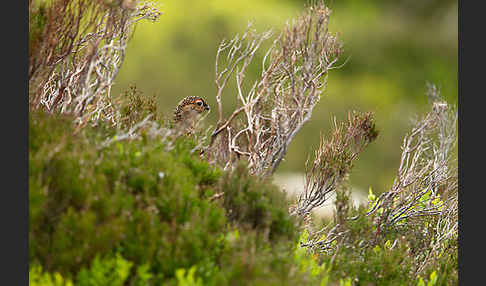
left=113, top=0, right=457, bottom=196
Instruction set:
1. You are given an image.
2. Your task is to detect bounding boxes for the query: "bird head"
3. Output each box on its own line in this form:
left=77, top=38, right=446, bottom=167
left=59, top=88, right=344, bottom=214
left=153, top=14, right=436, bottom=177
left=173, top=96, right=210, bottom=125
left=191, top=97, right=210, bottom=113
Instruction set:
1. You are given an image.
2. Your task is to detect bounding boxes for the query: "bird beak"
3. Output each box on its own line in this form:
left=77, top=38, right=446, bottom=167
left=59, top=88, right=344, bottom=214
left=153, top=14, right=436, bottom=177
left=205, top=105, right=210, bottom=111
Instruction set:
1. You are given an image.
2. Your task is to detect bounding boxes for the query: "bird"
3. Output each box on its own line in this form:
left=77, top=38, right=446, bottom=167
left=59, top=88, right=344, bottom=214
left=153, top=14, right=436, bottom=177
left=173, top=96, right=210, bottom=133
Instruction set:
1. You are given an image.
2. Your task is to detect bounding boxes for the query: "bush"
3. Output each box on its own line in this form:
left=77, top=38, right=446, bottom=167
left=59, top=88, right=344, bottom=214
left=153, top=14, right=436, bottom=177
left=300, top=203, right=457, bottom=285
left=30, top=253, right=153, bottom=286
left=218, top=162, right=299, bottom=242
left=30, top=110, right=226, bottom=282
left=29, top=110, right=310, bottom=285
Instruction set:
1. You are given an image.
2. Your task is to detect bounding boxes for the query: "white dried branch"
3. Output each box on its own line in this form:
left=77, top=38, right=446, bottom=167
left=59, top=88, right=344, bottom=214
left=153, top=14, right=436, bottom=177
left=205, top=3, right=343, bottom=177
left=30, top=1, right=161, bottom=130
left=99, top=114, right=154, bottom=149
left=368, top=85, right=458, bottom=247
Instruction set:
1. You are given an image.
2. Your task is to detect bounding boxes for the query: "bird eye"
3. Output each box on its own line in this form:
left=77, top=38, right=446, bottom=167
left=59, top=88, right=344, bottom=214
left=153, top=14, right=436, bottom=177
left=196, top=101, right=203, bottom=106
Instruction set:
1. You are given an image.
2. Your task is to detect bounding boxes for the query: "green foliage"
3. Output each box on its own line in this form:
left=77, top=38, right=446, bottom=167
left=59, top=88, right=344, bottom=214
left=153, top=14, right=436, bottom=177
left=30, top=254, right=156, bottom=286
left=29, top=110, right=226, bottom=283
left=76, top=254, right=133, bottom=286
left=417, top=270, right=442, bottom=286
left=367, top=187, right=381, bottom=214
left=30, top=265, right=74, bottom=286
left=203, top=230, right=330, bottom=285
left=339, top=277, right=353, bottom=286
left=218, top=162, right=299, bottom=242
left=29, top=110, right=312, bottom=285
left=29, top=108, right=456, bottom=285
left=175, top=266, right=203, bottom=286
left=303, top=188, right=458, bottom=286
left=366, top=186, right=446, bottom=227
left=294, top=231, right=330, bottom=285
left=131, top=263, right=154, bottom=286
left=325, top=238, right=416, bottom=285
left=118, top=85, right=159, bottom=129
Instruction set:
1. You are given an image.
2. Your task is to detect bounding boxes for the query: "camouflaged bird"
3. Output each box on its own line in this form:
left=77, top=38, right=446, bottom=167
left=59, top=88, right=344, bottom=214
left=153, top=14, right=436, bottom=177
left=173, top=96, right=210, bottom=133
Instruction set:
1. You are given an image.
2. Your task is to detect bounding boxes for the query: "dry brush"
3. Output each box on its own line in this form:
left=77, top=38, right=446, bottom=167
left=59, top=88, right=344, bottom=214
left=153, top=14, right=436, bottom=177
left=29, top=0, right=161, bottom=129
left=203, top=3, right=343, bottom=177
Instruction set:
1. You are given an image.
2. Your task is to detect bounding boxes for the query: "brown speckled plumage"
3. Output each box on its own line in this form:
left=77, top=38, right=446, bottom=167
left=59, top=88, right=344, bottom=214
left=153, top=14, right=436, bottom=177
left=173, top=96, right=210, bottom=131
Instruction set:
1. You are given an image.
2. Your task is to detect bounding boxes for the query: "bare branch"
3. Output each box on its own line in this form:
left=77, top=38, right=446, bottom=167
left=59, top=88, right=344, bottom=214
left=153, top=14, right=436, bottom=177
left=29, top=0, right=161, bottom=130
left=205, top=3, right=344, bottom=177
left=366, top=85, right=458, bottom=251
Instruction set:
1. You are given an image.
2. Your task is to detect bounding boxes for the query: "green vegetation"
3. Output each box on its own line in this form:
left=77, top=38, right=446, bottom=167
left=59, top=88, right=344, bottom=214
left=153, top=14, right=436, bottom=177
left=29, top=110, right=321, bottom=285
left=313, top=205, right=457, bottom=285
left=29, top=106, right=457, bottom=285
left=29, top=1, right=457, bottom=285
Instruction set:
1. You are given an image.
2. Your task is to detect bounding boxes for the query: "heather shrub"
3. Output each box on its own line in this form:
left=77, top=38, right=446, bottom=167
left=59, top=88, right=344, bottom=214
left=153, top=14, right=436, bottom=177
left=29, top=110, right=308, bottom=285
left=30, top=110, right=226, bottom=282
left=30, top=253, right=154, bottom=286
left=29, top=0, right=161, bottom=127
left=304, top=203, right=457, bottom=285
left=117, top=85, right=159, bottom=130
left=217, top=162, right=299, bottom=242
left=296, top=90, right=457, bottom=285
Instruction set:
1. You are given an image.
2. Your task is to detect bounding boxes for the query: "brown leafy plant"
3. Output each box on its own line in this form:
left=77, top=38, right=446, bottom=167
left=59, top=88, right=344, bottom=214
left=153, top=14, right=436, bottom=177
left=203, top=2, right=344, bottom=177
left=29, top=0, right=161, bottom=129
left=294, top=111, right=378, bottom=218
